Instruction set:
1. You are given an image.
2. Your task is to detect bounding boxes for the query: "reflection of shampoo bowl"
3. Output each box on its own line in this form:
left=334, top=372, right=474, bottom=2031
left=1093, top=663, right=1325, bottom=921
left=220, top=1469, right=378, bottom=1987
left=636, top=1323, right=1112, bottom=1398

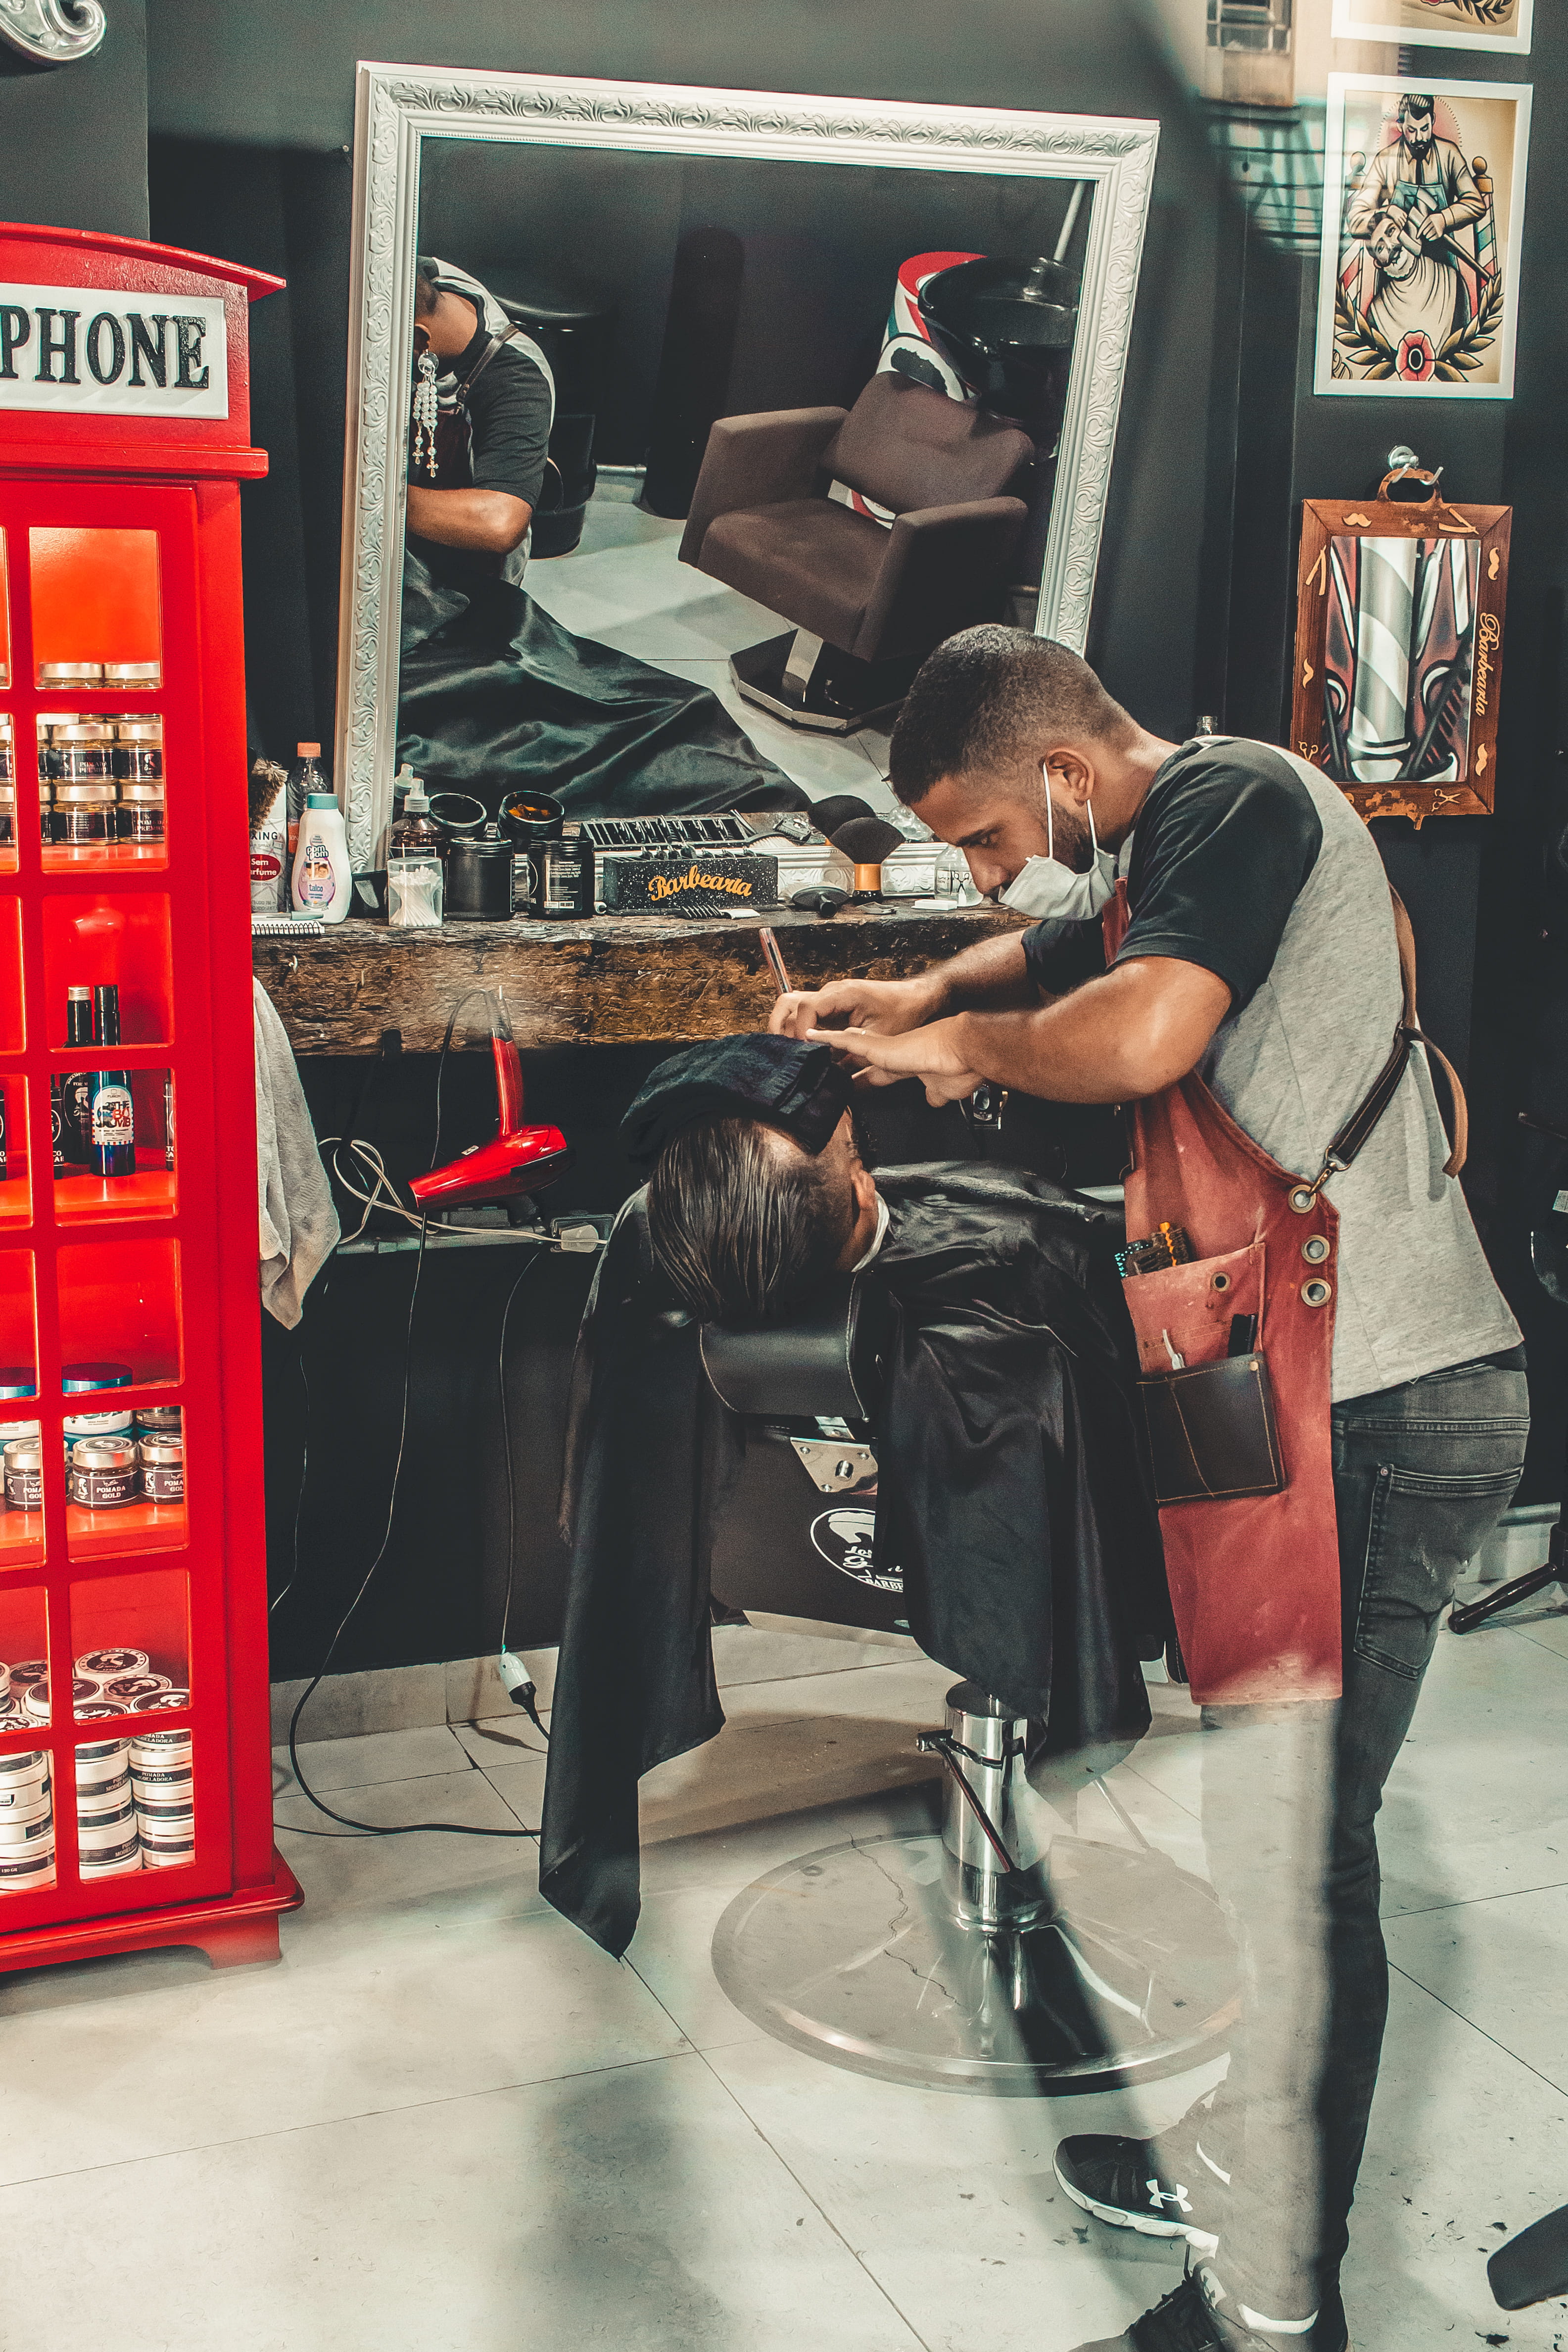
left=918, top=252, right=1079, bottom=422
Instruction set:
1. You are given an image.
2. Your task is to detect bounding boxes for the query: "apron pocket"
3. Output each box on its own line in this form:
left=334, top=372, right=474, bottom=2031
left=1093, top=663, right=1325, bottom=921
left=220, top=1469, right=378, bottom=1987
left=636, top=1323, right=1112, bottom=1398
left=1119, top=1239, right=1266, bottom=1377
left=1139, top=1351, right=1286, bottom=1505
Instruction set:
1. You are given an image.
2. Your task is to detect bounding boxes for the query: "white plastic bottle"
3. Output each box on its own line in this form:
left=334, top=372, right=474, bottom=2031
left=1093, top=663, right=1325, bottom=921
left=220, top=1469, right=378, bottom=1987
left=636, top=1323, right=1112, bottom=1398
left=290, top=791, right=351, bottom=923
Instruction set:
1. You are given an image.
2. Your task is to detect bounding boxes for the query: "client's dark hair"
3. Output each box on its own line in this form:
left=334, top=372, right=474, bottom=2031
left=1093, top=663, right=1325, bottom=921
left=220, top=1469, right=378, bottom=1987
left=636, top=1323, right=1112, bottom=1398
left=888, top=624, right=1135, bottom=804
left=413, top=261, right=441, bottom=319
left=645, top=1113, right=855, bottom=1326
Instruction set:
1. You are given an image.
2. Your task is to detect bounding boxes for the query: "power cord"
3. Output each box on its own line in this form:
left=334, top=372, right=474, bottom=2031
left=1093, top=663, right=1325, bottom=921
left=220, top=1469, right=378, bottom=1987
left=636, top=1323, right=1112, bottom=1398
left=284, top=996, right=544, bottom=1842
left=496, top=1255, right=549, bottom=1742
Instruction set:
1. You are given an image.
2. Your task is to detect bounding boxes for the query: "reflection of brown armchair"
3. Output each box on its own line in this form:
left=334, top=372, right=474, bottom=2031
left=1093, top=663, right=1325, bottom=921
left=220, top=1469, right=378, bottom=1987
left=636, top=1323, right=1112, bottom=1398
left=679, top=372, right=1032, bottom=733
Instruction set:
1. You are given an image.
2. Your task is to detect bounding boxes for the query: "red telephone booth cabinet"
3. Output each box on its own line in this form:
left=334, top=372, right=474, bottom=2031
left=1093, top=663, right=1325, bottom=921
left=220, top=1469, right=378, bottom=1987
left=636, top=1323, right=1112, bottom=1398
left=0, top=224, right=301, bottom=1968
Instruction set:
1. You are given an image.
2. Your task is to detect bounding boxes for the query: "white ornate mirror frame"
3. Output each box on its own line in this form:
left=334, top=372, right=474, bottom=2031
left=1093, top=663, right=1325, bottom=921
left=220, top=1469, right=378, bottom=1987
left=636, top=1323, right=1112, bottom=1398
left=334, top=63, right=1160, bottom=864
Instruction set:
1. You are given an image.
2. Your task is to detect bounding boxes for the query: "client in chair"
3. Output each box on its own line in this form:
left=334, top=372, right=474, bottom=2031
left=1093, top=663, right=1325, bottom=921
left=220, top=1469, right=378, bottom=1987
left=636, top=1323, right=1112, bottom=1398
left=538, top=1034, right=1167, bottom=1960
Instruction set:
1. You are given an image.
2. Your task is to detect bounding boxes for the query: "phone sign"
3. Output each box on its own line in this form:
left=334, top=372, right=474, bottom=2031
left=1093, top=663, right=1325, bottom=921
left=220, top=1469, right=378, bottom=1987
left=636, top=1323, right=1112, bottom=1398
left=0, top=283, right=229, bottom=420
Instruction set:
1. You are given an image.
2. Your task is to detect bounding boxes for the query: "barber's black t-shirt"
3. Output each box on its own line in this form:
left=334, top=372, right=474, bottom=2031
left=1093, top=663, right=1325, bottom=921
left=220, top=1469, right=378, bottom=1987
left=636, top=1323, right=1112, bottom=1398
left=1021, top=737, right=1324, bottom=1010
left=408, top=292, right=554, bottom=584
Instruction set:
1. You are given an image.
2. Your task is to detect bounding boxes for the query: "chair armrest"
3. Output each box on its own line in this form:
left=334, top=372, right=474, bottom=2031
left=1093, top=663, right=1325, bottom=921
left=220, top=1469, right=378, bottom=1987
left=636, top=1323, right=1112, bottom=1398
left=854, top=496, right=1029, bottom=662
left=680, top=407, right=848, bottom=568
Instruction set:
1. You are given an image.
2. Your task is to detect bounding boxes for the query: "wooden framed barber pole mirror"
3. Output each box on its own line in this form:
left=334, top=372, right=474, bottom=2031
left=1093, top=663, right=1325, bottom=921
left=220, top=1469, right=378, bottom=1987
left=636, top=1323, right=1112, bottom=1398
left=1290, top=463, right=1510, bottom=826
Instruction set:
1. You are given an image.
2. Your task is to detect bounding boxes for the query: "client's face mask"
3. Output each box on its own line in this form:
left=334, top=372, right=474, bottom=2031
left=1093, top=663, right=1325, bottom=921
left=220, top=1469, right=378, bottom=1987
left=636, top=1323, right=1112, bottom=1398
left=998, top=767, right=1117, bottom=921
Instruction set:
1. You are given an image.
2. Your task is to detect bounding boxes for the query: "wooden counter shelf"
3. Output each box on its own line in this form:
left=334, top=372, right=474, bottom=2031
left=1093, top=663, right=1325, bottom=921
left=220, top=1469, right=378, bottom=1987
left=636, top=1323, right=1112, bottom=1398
left=253, top=901, right=1027, bottom=1057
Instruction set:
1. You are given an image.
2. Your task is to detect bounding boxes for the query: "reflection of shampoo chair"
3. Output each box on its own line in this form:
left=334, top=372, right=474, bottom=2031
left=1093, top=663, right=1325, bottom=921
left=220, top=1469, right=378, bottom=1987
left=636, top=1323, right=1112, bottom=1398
left=492, top=281, right=616, bottom=558
left=680, top=372, right=1031, bottom=734
left=695, top=1279, right=1239, bottom=2097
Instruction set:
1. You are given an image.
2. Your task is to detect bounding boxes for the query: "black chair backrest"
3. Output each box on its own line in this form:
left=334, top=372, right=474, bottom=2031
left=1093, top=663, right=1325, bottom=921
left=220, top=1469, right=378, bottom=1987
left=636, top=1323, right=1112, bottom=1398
left=700, top=1274, right=885, bottom=1422
left=823, top=372, right=1033, bottom=518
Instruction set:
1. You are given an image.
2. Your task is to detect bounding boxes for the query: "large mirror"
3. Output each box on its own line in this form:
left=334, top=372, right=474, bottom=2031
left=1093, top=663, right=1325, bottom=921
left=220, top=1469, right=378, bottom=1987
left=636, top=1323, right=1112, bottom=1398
left=1290, top=469, right=1511, bottom=826
left=335, top=69, right=1159, bottom=866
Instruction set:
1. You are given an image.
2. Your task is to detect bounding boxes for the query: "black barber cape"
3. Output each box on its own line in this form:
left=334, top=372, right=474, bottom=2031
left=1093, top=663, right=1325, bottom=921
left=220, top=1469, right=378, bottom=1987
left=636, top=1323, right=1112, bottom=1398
left=397, top=554, right=808, bottom=820
left=539, top=1164, right=1168, bottom=1958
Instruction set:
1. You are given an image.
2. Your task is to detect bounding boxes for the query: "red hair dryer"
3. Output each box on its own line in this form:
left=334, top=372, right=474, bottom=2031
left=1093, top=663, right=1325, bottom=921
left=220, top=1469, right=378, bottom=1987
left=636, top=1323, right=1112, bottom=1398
left=409, top=988, right=573, bottom=1210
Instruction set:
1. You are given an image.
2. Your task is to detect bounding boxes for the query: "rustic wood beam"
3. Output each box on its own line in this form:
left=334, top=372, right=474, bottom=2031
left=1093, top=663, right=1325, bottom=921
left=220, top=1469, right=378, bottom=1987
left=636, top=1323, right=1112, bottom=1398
left=253, top=903, right=1027, bottom=1056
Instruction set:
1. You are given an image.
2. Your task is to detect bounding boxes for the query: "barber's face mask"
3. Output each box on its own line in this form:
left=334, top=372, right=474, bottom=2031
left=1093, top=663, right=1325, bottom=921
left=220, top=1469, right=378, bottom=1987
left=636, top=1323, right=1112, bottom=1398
left=998, top=768, right=1117, bottom=921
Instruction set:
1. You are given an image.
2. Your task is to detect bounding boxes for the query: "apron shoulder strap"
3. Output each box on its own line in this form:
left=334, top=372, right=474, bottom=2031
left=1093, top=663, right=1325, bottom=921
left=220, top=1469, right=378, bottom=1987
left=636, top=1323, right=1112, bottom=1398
left=1312, top=886, right=1467, bottom=1193
left=452, top=324, right=525, bottom=402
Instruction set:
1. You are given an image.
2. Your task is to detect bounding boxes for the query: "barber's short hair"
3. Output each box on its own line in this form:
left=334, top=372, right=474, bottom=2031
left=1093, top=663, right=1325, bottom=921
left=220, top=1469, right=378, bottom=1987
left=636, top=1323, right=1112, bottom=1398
left=645, top=1113, right=855, bottom=1326
left=1398, top=93, right=1434, bottom=122
left=888, top=625, right=1135, bottom=804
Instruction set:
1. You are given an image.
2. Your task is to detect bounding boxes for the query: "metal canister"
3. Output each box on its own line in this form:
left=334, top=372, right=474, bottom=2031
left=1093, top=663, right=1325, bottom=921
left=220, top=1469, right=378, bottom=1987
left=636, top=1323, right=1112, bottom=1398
left=39, top=661, right=104, bottom=687
left=67, top=1440, right=139, bottom=1508
left=3, top=1438, right=42, bottom=1511
left=139, top=1437, right=184, bottom=1503
left=101, top=661, right=161, bottom=688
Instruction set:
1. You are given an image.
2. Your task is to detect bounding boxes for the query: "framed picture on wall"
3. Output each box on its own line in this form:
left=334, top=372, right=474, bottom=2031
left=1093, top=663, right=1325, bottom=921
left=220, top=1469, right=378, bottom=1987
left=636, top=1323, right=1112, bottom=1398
left=1290, top=465, right=1510, bottom=825
left=1315, top=75, right=1531, bottom=398
left=1331, top=0, right=1533, bottom=56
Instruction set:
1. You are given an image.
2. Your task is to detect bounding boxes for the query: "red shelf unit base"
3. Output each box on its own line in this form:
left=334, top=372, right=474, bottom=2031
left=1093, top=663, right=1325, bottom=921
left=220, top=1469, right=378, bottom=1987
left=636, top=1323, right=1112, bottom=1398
left=0, top=1849, right=302, bottom=1975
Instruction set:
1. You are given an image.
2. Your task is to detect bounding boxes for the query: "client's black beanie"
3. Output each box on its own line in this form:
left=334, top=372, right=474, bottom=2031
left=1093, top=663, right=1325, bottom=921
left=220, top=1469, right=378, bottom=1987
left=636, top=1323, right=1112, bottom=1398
left=620, top=1035, right=853, bottom=1172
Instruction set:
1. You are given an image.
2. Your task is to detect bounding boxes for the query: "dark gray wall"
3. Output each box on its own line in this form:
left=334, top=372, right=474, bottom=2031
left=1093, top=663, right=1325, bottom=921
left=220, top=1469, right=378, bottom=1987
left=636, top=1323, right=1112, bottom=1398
left=145, top=0, right=1226, bottom=761
left=0, top=1, right=148, bottom=237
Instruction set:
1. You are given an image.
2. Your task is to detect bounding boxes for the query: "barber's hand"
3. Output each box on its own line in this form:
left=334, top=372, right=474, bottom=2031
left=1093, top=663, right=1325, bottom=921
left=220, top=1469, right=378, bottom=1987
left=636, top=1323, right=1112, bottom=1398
left=807, top=1017, right=985, bottom=1108
left=770, top=976, right=943, bottom=1042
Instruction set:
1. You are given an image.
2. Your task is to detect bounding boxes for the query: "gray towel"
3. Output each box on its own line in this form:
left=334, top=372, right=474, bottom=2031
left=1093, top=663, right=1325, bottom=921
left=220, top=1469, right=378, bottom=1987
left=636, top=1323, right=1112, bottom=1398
left=254, top=978, right=339, bottom=1327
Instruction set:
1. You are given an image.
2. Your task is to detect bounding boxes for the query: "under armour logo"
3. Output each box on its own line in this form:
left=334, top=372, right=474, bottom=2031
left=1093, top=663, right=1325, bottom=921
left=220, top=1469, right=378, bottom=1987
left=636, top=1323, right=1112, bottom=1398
left=1146, top=2179, right=1194, bottom=2215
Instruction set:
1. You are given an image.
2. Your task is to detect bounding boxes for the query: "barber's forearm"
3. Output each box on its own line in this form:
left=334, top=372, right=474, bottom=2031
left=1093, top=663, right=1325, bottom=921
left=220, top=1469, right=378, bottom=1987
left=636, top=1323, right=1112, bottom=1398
left=919, top=932, right=1037, bottom=1017
left=406, top=485, right=532, bottom=555
left=946, top=959, right=1233, bottom=1105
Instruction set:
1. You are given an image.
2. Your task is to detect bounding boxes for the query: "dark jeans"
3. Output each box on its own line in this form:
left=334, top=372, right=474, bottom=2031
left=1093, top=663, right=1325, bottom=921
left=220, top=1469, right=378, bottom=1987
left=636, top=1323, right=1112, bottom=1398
left=1200, top=1354, right=1528, bottom=2321
left=1318, top=1354, right=1529, bottom=2293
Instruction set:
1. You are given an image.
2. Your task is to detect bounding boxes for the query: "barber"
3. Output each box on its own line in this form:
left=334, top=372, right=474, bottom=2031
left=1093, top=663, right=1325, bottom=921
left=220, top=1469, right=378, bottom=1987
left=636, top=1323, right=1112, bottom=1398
left=406, top=254, right=555, bottom=586
left=772, top=623, right=1525, bottom=2352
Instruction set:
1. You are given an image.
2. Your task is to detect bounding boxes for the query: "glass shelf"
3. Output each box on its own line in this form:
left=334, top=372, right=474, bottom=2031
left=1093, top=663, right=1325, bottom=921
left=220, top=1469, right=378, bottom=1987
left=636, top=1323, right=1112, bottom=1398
left=29, top=528, right=162, bottom=691
left=0, top=1074, right=30, bottom=1227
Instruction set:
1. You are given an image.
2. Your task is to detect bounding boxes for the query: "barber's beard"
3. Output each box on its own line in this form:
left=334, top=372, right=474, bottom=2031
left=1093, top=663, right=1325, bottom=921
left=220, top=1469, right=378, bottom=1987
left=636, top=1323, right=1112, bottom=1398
left=1041, top=781, right=1095, bottom=874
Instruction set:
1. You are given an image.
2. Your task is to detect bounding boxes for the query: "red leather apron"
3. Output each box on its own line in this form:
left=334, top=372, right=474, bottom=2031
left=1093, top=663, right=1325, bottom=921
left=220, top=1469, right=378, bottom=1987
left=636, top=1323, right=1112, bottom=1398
left=1103, top=885, right=1342, bottom=1706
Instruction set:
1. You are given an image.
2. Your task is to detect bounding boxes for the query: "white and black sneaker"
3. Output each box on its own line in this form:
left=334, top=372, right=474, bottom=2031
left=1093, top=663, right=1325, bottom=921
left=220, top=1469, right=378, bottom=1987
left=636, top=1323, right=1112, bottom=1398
left=1054, top=2115, right=1231, bottom=2257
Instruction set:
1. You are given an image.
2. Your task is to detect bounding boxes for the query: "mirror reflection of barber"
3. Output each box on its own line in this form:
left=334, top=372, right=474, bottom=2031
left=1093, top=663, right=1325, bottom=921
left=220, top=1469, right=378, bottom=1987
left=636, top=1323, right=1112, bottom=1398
left=407, top=256, right=555, bottom=587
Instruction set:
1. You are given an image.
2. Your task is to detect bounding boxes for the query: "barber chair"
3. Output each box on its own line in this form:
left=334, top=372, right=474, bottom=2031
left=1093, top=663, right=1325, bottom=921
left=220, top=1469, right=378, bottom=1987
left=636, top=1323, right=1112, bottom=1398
left=699, top=1279, right=1239, bottom=2096
left=679, top=371, right=1032, bottom=735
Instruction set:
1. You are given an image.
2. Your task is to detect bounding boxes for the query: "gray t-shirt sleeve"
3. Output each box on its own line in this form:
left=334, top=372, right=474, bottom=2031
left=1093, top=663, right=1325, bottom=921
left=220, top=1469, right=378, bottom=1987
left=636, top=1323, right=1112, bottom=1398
left=1118, top=744, right=1324, bottom=1011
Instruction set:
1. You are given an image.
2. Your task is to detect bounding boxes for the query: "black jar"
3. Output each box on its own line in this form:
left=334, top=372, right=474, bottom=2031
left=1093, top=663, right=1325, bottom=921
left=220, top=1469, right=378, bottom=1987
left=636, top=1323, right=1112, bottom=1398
left=54, top=724, right=115, bottom=783
left=54, top=782, right=116, bottom=846
left=529, top=826, right=595, bottom=919
left=111, top=723, right=164, bottom=784
left=117, top=783, right=165, bottom=843
left=445, top=835, right=515, bottom=921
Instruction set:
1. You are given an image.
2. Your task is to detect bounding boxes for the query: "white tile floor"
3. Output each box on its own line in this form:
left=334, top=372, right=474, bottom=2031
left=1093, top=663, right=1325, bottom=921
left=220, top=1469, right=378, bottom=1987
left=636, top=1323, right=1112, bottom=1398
left=524, top=475, right=903, bottom=811
left=2, top=1600, right=1567, bottom=2348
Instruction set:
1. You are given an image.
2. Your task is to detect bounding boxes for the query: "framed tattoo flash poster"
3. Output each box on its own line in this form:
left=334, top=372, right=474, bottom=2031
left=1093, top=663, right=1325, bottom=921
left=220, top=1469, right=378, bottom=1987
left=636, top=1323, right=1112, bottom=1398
left=1316, top=76, right=1531, bottom=398
left=1332, top=0, right=1533, bottom=57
